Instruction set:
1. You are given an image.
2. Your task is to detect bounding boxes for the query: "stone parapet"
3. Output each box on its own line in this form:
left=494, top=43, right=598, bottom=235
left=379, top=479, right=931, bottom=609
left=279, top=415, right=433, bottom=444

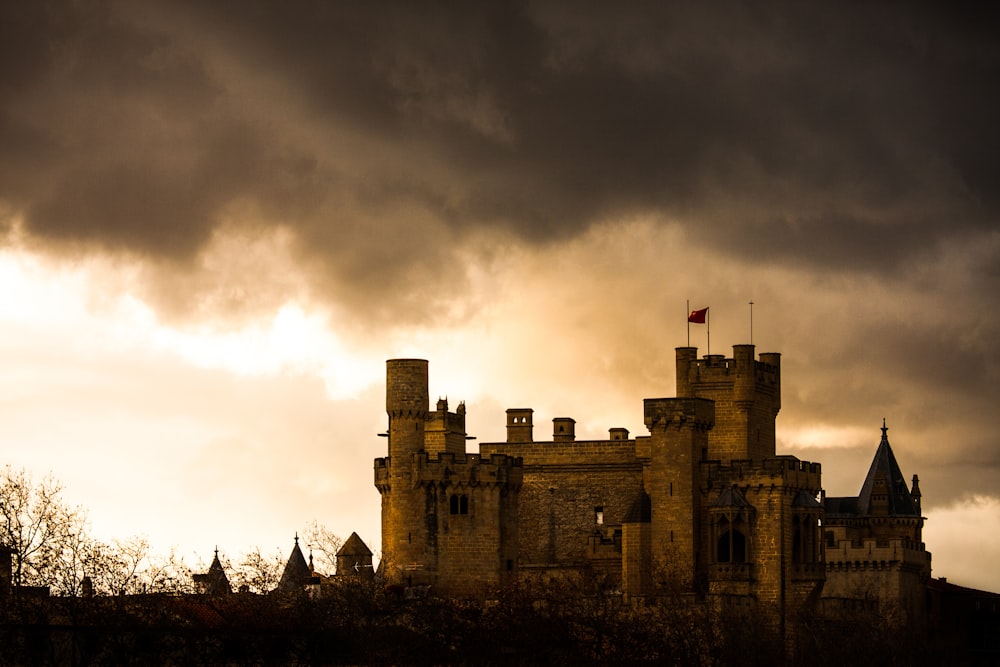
left=643, top=397, right=715, bottom=431
left=703, top=457, right=822, bottom=490
left=481, top=439, right=637, bottom=466
left=375, top=452, right=523, bottom=490
left=825, top=538, right=932, bottom=573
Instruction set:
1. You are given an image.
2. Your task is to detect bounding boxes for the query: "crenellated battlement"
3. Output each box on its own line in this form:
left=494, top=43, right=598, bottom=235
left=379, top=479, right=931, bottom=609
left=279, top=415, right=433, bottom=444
left=825, top=538, right=932, bottom=573
left=374, top=452, right=523, bottom=489
left=674, top=345, right=781, bottom=462
left=702, top=457, right=822, bottom=490
left=643, top=397, right=715, bottom=431
left=676, top=346, right=780, bottom=399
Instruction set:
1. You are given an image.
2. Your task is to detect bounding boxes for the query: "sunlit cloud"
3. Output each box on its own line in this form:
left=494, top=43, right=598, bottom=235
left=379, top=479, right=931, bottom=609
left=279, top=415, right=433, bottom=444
left=924, top=495, right=1000, bottom=592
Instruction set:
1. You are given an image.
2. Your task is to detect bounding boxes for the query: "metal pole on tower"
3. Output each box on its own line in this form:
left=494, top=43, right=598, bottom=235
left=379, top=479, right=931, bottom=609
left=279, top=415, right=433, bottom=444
left=749, top=301, right=754, bottom=346
left=686, top=299, right=690, bottom=347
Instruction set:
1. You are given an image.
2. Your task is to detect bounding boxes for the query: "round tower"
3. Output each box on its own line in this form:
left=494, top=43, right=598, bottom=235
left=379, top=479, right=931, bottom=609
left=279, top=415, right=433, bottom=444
left=386, top=359, right=429, bottom=459
left=382, top=359, right=431, bottom=582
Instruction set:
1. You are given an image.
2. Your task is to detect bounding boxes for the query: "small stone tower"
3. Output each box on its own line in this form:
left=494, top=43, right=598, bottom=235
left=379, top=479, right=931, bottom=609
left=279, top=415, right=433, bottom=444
left=675, top=345, right=781, bottom=462
left=823, top=421, right=931, bottom=626
left=375, top=359, right=523, bottom=597
left=643, top=397, right=715, bottom=585
left=336, top=531, right=374, bottom=578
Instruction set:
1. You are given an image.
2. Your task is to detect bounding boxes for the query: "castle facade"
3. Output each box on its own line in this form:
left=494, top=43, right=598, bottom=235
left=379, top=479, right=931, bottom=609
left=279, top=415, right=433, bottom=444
left=374, top=345, right=931, bottom=628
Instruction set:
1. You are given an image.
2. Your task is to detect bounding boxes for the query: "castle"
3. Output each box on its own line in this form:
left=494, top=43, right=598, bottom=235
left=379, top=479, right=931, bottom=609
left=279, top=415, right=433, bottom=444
left=374, top=345, right=933, bottom=629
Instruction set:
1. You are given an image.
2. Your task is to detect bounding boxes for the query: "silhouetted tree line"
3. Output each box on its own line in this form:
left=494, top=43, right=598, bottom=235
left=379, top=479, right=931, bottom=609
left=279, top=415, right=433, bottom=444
left=0, top=466, right=973, bottom=665
left=0, top=466, right=336, bottom=596
left=1, top=573, right=965, bottom=666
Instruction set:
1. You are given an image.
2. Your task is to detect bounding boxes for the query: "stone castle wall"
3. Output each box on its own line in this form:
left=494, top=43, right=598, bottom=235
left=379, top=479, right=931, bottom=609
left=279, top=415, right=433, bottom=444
left=481, top=439, right=642, bottom=570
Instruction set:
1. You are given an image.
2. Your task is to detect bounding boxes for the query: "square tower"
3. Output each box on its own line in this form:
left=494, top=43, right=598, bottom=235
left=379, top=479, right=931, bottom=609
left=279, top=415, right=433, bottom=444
left=675, top=345, right=780, bottom=463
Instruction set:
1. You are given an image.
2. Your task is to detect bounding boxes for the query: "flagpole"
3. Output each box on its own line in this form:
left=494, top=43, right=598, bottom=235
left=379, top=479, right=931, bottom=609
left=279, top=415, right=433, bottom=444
left=686, top=299, right=690, bottom=347
left=749, top=301, right=754, bottom=346
left=706, top=308, right=710, bottom=356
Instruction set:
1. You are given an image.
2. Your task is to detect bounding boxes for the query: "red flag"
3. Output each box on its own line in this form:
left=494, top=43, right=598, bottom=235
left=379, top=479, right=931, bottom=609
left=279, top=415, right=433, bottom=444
left=688, top=307, right=708, bottom=324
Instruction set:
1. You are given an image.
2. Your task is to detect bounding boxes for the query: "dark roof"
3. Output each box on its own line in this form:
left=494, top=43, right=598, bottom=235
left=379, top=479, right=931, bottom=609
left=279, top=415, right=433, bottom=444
left=792, top=490, right=823, bottom=509
left=193, top=549, right=231, bottom=595
left=622, top=490, right=651, bottom=523
left=710, top=486, right=753, bottom=509
left=857, top=421, right=919, bottom=516
left=823, top=496, right=859, bottom=516
left=276, top=536, right=313, bottom=593
left=337, top=532, right=372, bottom=557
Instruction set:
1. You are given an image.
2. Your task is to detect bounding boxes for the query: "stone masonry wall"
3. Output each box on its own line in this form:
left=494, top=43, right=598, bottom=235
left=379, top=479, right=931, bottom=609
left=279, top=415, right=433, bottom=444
left=481, top=439, right=642, bottom=569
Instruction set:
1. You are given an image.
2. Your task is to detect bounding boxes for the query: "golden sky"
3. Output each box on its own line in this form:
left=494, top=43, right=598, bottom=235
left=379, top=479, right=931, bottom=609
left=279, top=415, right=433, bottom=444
left=0, top=1, right=997, bottom=590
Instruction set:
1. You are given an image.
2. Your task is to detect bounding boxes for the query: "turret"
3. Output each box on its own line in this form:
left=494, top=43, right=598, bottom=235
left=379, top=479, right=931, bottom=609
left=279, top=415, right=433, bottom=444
left=644, top=397, right=715, bottom=585
left=380, top=359, right=431, bottom=583
left=673, top=345, right=780, bottom=463
left=386, top=359, right=429, bottom=459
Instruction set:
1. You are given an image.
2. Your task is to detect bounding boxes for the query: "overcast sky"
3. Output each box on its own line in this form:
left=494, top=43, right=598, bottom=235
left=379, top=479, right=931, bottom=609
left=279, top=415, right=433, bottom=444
left=1, top=1, right=997, bottom=590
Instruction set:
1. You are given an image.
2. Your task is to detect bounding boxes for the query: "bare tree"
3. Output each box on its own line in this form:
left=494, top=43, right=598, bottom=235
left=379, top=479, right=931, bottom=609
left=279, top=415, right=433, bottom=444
left=142, top=548, right=195, bottom=594
left=83, top=536, right=152, bottom=595
left=0, top=465, right=88, bottom=591
left=229, top=547, right=285, bottom=594
left=301, top=520, right=343, bottom=576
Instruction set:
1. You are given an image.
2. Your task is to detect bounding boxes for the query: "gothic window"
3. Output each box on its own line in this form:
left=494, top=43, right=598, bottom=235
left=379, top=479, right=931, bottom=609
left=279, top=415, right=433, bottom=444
left=715, top=516, right=747, bottom=563
left=450, top=494, right=468, bottom=515
left=595, top=506, right=604, bottom=525
left=717, top=529, right=747, bottom=563
left=793, top=514, right=818, bottom=563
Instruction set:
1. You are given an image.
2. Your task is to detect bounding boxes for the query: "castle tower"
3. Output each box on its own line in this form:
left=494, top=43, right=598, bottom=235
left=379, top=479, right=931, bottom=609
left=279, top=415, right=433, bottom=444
left=336, top=532, right=374, bottom=578
left=375, top=359, right=523, bottom=596
left=643, top=397, right=715, bottom=586
left=823, top=422, right=931, bottom=626
left=675, top=345, right=780, bottom=462
left=425, top=397, right=468, bottom=456
left=379, top=359, right=432, bottom=583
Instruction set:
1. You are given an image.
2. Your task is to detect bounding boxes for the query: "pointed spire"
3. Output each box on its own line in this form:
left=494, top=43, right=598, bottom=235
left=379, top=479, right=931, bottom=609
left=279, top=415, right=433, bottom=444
left=857, top=420, right=919, bottom=516
left=194, top=545, right=232, bottom=595
left=276, top=534, right=312, bottom=593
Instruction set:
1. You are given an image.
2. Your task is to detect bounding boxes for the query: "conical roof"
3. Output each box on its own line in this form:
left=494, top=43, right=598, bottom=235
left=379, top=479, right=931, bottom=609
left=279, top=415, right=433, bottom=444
left=276, top=535, right=312, bottom=593
left=857, top=420, right=919, bottom=516
left=337, top=531, right=373, bottom=558
left=193, top=547, right=232, bottom=595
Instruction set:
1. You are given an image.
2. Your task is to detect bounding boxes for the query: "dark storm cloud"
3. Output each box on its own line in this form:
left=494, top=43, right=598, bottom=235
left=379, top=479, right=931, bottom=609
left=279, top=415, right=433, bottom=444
left=1, top=1, right=998, bottom=306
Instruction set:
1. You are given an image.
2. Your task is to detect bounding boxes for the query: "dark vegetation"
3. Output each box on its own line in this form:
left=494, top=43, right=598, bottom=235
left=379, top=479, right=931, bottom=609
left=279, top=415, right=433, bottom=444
left=0, top=466, right=983, bottom=665
left=0, top=575, right=960, bottom=666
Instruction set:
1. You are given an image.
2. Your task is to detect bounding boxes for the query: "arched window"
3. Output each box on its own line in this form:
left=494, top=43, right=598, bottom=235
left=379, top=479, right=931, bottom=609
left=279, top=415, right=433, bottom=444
left=716, top=517, right=747, bottom=563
